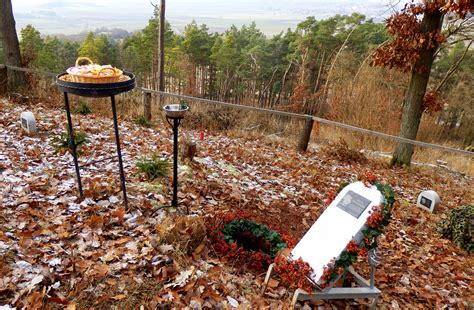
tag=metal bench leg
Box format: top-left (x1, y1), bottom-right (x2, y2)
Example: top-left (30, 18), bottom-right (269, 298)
top-left (291, 289), bottom-right (303, 308)
top-left (370, 295), bottom-right (379, 310)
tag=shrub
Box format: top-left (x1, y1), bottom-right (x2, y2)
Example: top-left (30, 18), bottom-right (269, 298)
top-left (437, 204), bottom-right (473, 252)
top-left (51, 129), bottom-right (88, 155)
top-left (156, 215), bottom-right (207, 257)
top-left (135, 155), bottom-right (170, 181)
top-left (73, 100), bottom-right (92, 115)
top-left (186, 107), bottom-right (238, 131)
top-left (135, 115), bottom-right (152, 128)
top-left (322, 138), bottom-right (368, 164)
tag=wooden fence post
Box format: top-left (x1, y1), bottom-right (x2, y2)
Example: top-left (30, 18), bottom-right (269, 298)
top-left (298, 116), bottom-right (314, 152)
top-left (143, 91), bottom-right (152, 122)
top-left (0, 65), bottom-right (7, 95)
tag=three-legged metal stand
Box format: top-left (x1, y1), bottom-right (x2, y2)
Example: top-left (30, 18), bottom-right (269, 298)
top-left (63, 93), bottom-right (128, 207)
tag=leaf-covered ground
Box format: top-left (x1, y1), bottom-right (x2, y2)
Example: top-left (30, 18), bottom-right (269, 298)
top-left (0, 98), bottom-right (472, 309)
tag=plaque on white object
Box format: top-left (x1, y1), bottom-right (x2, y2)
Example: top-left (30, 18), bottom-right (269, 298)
top-left (416, 190), bottom-right (440, 213)
top-left (291, 181), bottom-right (383, 285)
top-left (20, 111), bottom-right (37, 134)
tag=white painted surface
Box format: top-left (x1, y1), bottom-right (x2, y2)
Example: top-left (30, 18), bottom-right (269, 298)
top-left (20, 111), bottom-right (37, 134)
top-left (416, 190), bottom-right (440, 213)
top-left (291, 181), bottom-right (383, 284)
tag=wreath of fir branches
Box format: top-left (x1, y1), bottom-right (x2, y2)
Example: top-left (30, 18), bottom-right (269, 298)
top-left (206, 211), bottom-right (294, 272)
top-left (222, 218), bottom-right (289, 258)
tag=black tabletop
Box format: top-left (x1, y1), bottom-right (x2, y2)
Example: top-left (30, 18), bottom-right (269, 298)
top-left (56, 71), bottom-right (135, 98)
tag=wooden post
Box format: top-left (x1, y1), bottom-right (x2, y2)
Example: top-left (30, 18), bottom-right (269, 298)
top-left (144, 91), bottom-right (152, 122)
top-left (157, 0), bottom-right (166, 110)
top-left (0, 65), bottom-right (6, 94)
top-left (158, 0), bottom-right (165, 92)
top-left (298, 116), bottom-right (314, 152)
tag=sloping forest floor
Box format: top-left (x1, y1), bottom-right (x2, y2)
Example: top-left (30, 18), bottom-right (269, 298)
top-left (0, 98), bottom-right (472, 309)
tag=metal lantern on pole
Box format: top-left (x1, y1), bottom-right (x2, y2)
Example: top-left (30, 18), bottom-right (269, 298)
top-left (163, 103), bottom-right (189, 213)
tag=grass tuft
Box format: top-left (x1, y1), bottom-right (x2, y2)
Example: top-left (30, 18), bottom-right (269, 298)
top-left (135, 155), bottom-right (170, 181)
top-left (51, 129), bottom-right (88, 155)
top-left (73, 100), bottom-right (92, 115)
top-left (135, 115), bottom-right (152, 128)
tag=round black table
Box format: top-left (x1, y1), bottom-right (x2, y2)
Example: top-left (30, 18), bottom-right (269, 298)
top-left (55, 72), bottom-right (136, 207)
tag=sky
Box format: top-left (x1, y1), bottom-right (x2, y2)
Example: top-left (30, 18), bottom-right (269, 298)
top-left (12, 0), bottom-right (402, 36)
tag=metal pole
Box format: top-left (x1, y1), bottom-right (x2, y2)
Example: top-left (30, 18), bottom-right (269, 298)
top-left (172, 118), bottom-right (179, 208)
top-left (368, 248), bottom-right (381, 289)
top-left (63, 92), bottom-right (83, 197)
top-left (370, 265), bottom-right (376, 289)
top-left (110, 95), bottom-right (128, 207)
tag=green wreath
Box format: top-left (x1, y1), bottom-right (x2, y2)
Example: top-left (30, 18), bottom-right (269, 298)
top-left (222, 219), bottom-right (288, 258)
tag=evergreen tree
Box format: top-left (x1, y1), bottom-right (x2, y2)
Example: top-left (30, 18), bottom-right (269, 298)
top-left (20, 24), bottom-right (43, 66)
top-left (37, 36), bottom-right (61, 71)
top-left (182, 21), bottom-right (212, 66)
top-left (77, 32), bottom-right (106, 64)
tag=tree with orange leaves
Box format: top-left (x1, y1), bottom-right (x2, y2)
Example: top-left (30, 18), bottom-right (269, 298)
top-left (371, 0), bottom-right (472, 166)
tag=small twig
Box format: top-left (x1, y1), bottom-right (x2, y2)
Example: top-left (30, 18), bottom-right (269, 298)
top-left (267, 130), bottom-right (285, 138)
top-left (150, 204), bottom-right (171, 217)
top-left (72, 249), bottom-right (76, 274)
top-left (243, 124), bottom-right (262, 131)
top-left (352, 39), bottom-right (390, 88)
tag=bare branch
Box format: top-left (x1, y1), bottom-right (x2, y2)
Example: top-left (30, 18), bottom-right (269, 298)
top-left (323, 26), bottom-right (357, 98)
top-left (443, 15), bottom-right (473, 40)
top-left (435, 40), bottom-right (473, 92)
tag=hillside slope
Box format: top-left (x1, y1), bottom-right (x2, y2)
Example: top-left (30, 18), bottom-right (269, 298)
top-left (0, 98), bottom-right (472, 308)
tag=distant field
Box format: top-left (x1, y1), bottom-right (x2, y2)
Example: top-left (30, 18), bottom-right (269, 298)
top-left (13, 0), bottom-right (397, 36)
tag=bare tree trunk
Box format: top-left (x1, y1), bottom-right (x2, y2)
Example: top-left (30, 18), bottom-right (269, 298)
top-left (322, 27), bottom-right (356, 99)
top-left (251, 80), bottom-right (258, 105)
top-left (0, 0), bottom-right (23, 88)
top-left (313, 51), bottom-right (326, 94)
top-left (209, 64), bottom-right (216, 99)
top-left (391, 10), bottom-right (443, 166)
top-left (274, 61), bottom-right (292, 107)
top-left (259, 67), bottom-right (277, 108)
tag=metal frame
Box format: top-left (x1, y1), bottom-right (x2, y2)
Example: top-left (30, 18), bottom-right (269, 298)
top-left (63, 92), bottom-right (128, 207)
top-left (262, 249), bottom-right (382, 309)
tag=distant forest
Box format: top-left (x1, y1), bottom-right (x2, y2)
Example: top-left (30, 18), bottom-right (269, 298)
top-left (2, 9), bottom-right (472, 146)
top-left (8, 11), bottom-right (391, 112)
